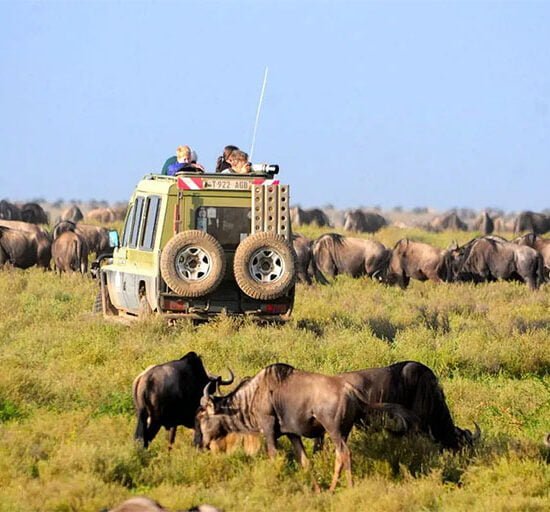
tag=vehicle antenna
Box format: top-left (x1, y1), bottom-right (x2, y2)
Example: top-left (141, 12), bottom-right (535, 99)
top-left (249, 66), bottom-right (269, 162)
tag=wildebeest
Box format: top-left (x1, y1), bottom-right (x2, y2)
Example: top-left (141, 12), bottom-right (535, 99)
top-left (513, 233), bottom-right (550, 280)
top-left (19, 202), bottom-right (49, 225)
top-left (311, 233), bottom-right (390, 283)
top-left (86, 207), bottom-right (117, 224)
top-left (51, 230), bottom-right (89, 274)
top-left (514, 211), bottom-right (550, 235)
top-left (290, 207), bottom-right (331, 227)
top-left (59, 204), bottom-right (84, 223)
top-left (0, 225), bottom-right (51, 269)
top-left (132, 351), bottom-right (234, 449)
top-left (108, 497), bottom-right (221, 512)
top-left (53, 220), bottom-right (110, 257)
top-left (343, 209), bottom-right (387, 234)
top-left (471, 211), bottom-right (494, 235)
top-left (0, 200), bottom-right (21, 220)
top-left (450, 236), bottom-right (544, 289)
top-left (195, 363), bottom-right (418, 491)
top-left (292, 233), bottom-right (312, 284)
top-left (428, 212), bottom-right (468, 232)
top-left (382, 239), bottom-right (451, 288)
top-left (340, 361), bottom-right (480, 450)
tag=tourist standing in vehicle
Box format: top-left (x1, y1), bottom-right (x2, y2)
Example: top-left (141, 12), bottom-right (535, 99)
top-left (222, 150), bottom-right (251, 174)
top-left (161, 145), bottom-right (192, 175)
top-left (215, 145), bottom-right (239, 173)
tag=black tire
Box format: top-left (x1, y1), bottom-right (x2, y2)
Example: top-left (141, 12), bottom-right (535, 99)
top-left (160, 230), bottom-right (226, 297)
top-left (234, 232), bottom-right (296, 300)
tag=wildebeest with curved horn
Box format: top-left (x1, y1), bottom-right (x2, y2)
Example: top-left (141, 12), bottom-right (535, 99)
top-left (195, 363), bottom-right (419, 491)
top-left (311, 233), bottom-right (391, 284)
top-left (340, 361), bottom-right (480, 450)
top-left (133, 351), bottom-right (234, 449)
top-left (382, 239), bottom-right (451, 288)
top-left (449, 236), bottom-right (544, 289)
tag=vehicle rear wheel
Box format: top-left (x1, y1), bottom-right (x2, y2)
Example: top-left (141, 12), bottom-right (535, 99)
top-left (233, 232), bottom-right (296, 300)
top-left (160, 230), bottom-right (226, 297)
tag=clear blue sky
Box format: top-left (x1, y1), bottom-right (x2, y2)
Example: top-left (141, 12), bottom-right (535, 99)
top-left (1, 1), bottom-right (549, 211)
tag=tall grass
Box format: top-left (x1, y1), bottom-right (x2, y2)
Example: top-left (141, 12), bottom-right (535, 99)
top-left (0, 230), bottom-right (549, 511)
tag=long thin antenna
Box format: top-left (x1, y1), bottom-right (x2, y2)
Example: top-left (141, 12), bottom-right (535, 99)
top-left (249, 66), bottom-right (269, 161)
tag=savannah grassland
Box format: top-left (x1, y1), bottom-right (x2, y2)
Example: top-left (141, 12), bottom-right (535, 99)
top-left (0, 226), bottom-right (549, 512)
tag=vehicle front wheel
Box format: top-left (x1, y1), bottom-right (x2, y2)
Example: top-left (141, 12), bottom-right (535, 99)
top-left (160, 230), bottom-right (226, 297)
top-left (233, 232), bottom-right (296, 300)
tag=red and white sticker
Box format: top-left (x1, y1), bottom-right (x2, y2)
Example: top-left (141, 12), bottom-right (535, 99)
top-left (177, 177), bottom-right (204, 190)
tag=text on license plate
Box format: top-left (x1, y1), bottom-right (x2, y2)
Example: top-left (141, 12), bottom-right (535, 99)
top-left (202, 179), bottom-right (250, 190)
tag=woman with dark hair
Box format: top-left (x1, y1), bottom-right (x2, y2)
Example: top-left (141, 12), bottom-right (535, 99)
top-left (215, 145), bottom-right (239, 173)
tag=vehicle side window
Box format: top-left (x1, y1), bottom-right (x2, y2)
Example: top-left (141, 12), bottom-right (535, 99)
top-left (129, 196), bottom-right (144, 249)
top-left (122, 203), bottom-right (135, 247)
top-left (139, 196), bottom-right (161, 250)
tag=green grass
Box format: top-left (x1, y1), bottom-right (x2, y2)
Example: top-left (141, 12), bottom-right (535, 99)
top-left (0, 236), bottom-right (549, 511)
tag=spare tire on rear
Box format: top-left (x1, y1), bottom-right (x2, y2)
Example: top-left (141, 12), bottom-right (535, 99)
top-left (234, 232), bottom-right (296, 300)
top-left (160, 230), bottom-right (226, 297)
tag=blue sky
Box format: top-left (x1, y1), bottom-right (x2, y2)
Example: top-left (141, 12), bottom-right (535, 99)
top-left (1, 1), bottom-right (549, 211)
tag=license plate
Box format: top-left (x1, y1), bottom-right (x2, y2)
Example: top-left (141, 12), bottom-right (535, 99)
top-left (202, 179), bottom-right (251, 191)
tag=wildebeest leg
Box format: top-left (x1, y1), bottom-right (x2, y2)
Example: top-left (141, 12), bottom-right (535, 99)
top-left (328, 435), bottom-right (352, 492)
top-left (313, 434), bottom-right (324, 453)
top-left (145, 422), bottom-right (161, 449)
top-left (261, 417), bottom-right (279, 458)
top-left (288, 434), bottom-right (320, 493)
top-left (167, 427), bottom-right (177, 450)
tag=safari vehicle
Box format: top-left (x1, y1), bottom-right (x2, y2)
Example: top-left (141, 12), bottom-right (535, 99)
top-left (93, 166), bottom-right (295, 321)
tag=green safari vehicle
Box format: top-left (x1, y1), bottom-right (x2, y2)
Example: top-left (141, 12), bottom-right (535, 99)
top-left (93, 166), bottom-right (296, 321)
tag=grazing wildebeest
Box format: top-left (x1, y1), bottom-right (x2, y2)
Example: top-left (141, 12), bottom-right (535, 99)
top-left (339, 361), bottom-right (480, 450)
top-left (292, 233), bottom-right (313, 284)
top-left (429, 212), bottom-right (468, 232)
top-left (290, 207), bottom-right (331, 227)
top-left (343, 210), bottom-right (387, 234)
top-left (513, 233), bottom-right (550, 281)
top-left (450, 236), bottom-right (544, 289)
top-left (514, 211), bottom-right (550, 235)
top-left (51, 230), bottom-right (89, 274)
top-left (53, 220), bottom-right (110, 257)
top-left (382, 239), bottom-right (451, 288)
top-left (195, 363), bottom-right (418, 491)
top-left (0, 226), bottom-right (51, 269)
top-left (132, 351), bottom-right (234, 449)
top-left (0, 220), bottom-right (52, 269)
top-left (0, 200), bottom-right (21, 220)
top-left (20, 202), bottom-right (49, 225)
top-left (59, 204), bottom-right (84, 223)
top-left (311, 233), bottom-right (391, 283)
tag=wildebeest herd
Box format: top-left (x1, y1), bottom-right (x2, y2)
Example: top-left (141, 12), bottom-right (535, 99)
top-left (132, 352), bottom-right (479, 492)
top-left (0, 202), bottom-right (120, 273)
top-left (293, 232), bottom-right (549, 290)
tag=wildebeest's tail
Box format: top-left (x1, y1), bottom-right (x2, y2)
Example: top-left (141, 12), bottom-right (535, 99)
top-left (536, 252), bottom-right (545, 287)
top-left (132, 369), bottom-right (153, 447)
top-left (310, 238), bottom-right (330, 285)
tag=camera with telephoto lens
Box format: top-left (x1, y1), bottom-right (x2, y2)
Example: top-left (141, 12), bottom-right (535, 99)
top-left (251, 163), bottom-right (279, 175)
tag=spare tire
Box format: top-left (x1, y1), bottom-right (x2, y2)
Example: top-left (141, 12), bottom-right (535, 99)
top-left (234, 232), bottom-right (296, 300)
top-left (160, 230), bottom-right (226, 297)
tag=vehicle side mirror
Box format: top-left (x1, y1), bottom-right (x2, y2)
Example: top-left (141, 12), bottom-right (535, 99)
top-left (108, 230), bottom-right (120, 248)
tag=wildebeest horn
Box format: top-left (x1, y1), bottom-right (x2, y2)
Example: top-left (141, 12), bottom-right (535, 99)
top-left (201, 382), bottom-right (212, 406)
top-left (472, 422), bottom-right (481, 442)
top-left (544, 433), bottom-right (550, 447)
top-left (218, 368), bottom-right (234, 386)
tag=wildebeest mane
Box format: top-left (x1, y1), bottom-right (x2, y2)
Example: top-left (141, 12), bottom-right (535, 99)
top-left (264, 363), bottom-right (295, 383)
